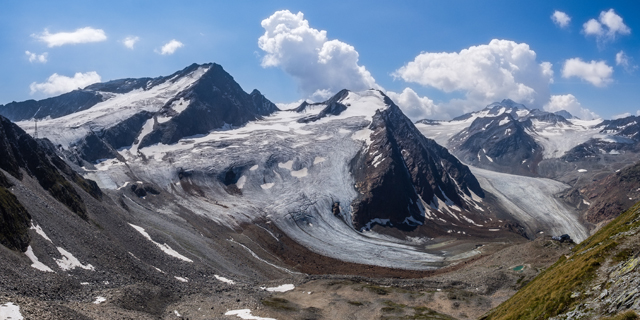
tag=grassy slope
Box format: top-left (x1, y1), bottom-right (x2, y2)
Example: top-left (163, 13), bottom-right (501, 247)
top-left (483, 202), bottom-right (640, 320)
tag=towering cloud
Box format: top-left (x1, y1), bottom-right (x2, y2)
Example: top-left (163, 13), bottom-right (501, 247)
top-left (258, 10), bottom-right (377, 100)
top-left (393, 39), bottom-right (554, 109)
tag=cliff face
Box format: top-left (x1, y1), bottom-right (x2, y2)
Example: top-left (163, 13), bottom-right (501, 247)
top-left (348, 92), bottom-right (484, 231)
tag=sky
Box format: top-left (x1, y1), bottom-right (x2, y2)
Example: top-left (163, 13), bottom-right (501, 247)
top-left (1, 0), bottom-right (640, 120)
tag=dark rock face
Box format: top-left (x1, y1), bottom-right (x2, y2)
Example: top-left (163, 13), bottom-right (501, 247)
top-left (0, 115), bottom-right (99, 219)
top-left (581, 161), bottom-right (640, 224)
top-left (349, 92), bottom-right (484, 230)
top-left (562, 116), bottom-right (640, 162)
top-left (449, 114), bottom-right (542, 176)
top-left (71, 111), bottom-right (153, 163)
top-left (297, 89), bottom-right (349, 123)
top-left (0, 171), bottom-right (31, 252)
top-left (0, 90), bottom-right (103, 122)
top-left (139, 64), bottom-right (279, 147)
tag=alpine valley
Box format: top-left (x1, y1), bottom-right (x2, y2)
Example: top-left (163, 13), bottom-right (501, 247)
top-left (1, 63), bottom-right (639, 319)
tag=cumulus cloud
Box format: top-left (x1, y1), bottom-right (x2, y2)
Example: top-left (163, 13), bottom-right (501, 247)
top-left (551, 11), bottom-right (571, 28)
top-left (616, 51), bottom-right (637, 73)
top-left (29, 72), bottom-right (101, 96)
top-left (562, 58), bottom-right (613, 87)
top-left (123, 36), bottom-right (139, 49)
top-left (158, 39), bottom-right (183, 55)
top-left (25, 51), bottom-right (47, 63)
top-left (583, 9), bottom-right (630, 41)
top-left (393, 39), bottom-right (554, 109)
top-left (386, 88), bottom-right (448, 120)
top-left (32, 27), bottom-right (107, 47)
top-left (612, 112), bottom-right (632, 119)
top-left (544, 94), bottom-right (598, 120)
top-left (258, 10), bottom-right (378, 100)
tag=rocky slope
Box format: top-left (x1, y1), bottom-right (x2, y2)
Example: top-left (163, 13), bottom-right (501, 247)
top-left (484, 201), bottom-right (640, 320)
top-left (580, 161), bottom-right (640, 225)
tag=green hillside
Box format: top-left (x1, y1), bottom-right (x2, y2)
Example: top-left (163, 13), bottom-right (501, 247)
top-left (483, 202), bottom-right (640, 320)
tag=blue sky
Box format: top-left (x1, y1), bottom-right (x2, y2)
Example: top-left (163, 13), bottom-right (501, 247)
top-left (1, 1), bottom-right (639, 120)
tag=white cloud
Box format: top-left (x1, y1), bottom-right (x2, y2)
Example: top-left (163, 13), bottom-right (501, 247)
top-left (583, 19), bottom-right (604, 36)
top-left (551, 11), bottom-right (571, 28)
top-left (276, 99), bottom-right (307, 110)
top-left (544, 94), bottom-right (598, 120)
top-left (30, 72), bottom-right (101, 96)
top-left (25, 51), bottom-right (47, 63)
top-left (32, 27), bottom-right (107, 47)
top-left (258, 10), bottom-right (378, 99)
top-left (386, 88), bottom-right (446, 120)
top-left (583, 9), bottom-right (630, 41)
top-left (393, 39), bottom-right (554, 109)
top-left (612, 112), bottom-right (632, 119)
top-left (158, 39), bottom-right (183, 55)
top-left (123, 36), bottom-right (139, 49)
top-left (562, 58), bottom-right (613, 87)
top-left (616, 50), bottom-right (637, 72)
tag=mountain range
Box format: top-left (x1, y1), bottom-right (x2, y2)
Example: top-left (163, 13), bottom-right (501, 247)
top-left (1, 62), bottom-right (639, 319)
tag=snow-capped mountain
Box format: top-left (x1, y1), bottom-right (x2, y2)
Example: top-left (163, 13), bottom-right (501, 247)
top-left (417, 99), bottom-right (640, 177)
top-left (1, 64), bottom-right (595, 276)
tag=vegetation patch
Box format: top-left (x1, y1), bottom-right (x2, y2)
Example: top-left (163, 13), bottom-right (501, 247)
top-left (484, 203), bottom-right (640, 320)
top-left (261, 297), bottom-right (297, 311)
top-left (601, 310), bottom-right (639, 320)
top-left (364, 284), bottom-right (391, 295)
top-left (381, 300), bottom-right (407, 313)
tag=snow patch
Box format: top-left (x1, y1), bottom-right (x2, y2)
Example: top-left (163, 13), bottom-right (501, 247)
top-left (577, 169), bottom-right (587, 173)
top-left (260, 183), bottom-right (275, 190)
top-left (25, 246), bottom-right (54, 272)
top-left (30, 223), bottom-right (52, 242)
top-left (236, 176), bottom-right (247, 189)
top-left (261, 284), bottom-right (295, 292)
top-left (313, 157), bottom-right (326, 164)
top-left (277, 160), bottom-right (293, 170)
top-left (170, 97), bottom-right (190, 114)
top-left (128, 223), bottom-right (193, 262)
top-left (225, 309), bottom-right (276, 320)
top-left (351, 128), bottom-right (373, 147)
top-left (0, 302), bottom-right (23, 320)
top-left (290, 168), bottom-right (308, 178)
top-left (174, 276), bottom-right (188, 282)
top-left (249, 165), bottom-right (259, 171)
top-left (54, 247), bottom-right (95, 271)
top-left (214, 275), bottom-right (235, 285)
top-left (93, 297), bottom-right (106, 305)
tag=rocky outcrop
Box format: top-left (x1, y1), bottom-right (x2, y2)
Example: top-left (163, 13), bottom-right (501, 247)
top-left (0, 115), bottom-right (100, 219)
top-left (449, 114), bottom-right (542, 176)
top-left (349, 92), bottom-right (484, 230)
top-left (0, 90), bottom-right (104, 122)
top-left (580, 161), bottom-right (640, 224)
top-left (139, 64), bottom-right (279, 147)
top-left (0, 171), bottom-right (31, 252)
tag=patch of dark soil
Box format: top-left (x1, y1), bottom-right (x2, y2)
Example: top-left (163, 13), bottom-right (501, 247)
top-left (113, 284), bottom-right (177, 316)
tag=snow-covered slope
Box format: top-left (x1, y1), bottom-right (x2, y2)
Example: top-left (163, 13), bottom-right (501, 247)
top-left (416, 99), bottom-right (613, 174)
top-left (17, 64), bottom-right (211, 148)
top-left (80, 89), bottom-right (492, 270)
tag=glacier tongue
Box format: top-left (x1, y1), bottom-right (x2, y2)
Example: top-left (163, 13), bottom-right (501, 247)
top-left (82, 89), bottom-right (481, 270)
